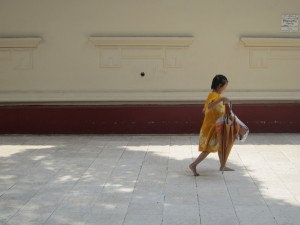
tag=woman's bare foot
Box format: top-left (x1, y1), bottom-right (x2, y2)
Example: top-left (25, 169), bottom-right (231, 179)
top-left (189, 164), bottom-right (200, 176)
top-left (220, 166), bottom-right (235, 171)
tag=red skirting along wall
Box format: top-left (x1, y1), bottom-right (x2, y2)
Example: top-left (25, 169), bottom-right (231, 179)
top-left (0, 104), bottom-right (299, 134)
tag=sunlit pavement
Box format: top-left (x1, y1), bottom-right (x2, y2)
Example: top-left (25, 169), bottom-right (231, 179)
top-left (0, 134), bottom-right (300, 225)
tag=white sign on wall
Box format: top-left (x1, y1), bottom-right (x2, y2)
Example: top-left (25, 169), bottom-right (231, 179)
top-left (281, 14), bottom-right (299, 32)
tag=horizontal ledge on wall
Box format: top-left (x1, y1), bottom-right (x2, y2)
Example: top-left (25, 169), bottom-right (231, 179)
top-left (0, 90), bottom-right (300, 103)
top-left (240, 37), bottom-right (300, 47)
top-left (0, 100), bottom-right (300, 107)
top-left (89, 37), bottom-right (194, 46)
top-left (0, 37), bottom-right (42, 48)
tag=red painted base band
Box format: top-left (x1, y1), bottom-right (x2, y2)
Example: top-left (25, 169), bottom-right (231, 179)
top-left (0, 104), bottom-right (299, 134)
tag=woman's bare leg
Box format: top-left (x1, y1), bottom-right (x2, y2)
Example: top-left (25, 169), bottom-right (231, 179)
top-left (189, 151), bottom-right (210, 176)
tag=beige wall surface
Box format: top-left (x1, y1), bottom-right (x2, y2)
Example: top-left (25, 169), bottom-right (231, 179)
top-left (0, 0), bottom-right (300, 103)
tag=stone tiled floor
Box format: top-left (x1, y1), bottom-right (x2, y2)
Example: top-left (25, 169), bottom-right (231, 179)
top-left (0, 134), bottom-right (300, 225)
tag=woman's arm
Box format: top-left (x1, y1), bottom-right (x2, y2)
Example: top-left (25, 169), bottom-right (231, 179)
top-left (207, 97), bottom-right (229, 110)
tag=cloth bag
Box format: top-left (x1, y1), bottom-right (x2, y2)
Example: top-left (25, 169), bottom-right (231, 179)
top-left (216, 102), bottom-right (249, 142)
top-left (228, 102), bottom-right (249, 142)
top-left (235, 115), bottom-right (249, 142)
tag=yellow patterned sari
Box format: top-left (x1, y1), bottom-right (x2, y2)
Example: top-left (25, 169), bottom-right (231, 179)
top-left (199, 92), bottom-right (225, 152)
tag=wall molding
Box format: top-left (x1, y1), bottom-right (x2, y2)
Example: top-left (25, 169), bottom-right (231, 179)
top-left (89, 36), bottom-right (193, 70)
top-left (0, 37), bottom-right (42, 48)
top-left (89, 37), bottom-right (194, 47)
top-left (241, 37), bottom-right (300, 68)
top-left (0, 90), bottom-right (299, 102)
top-left (0, 37), bottom-right (42, 69)
top-left (240, 37), bottom-right (300, 47)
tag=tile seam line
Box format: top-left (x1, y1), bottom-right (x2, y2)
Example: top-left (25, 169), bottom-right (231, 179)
top-left (272, 138), bottom-right (300, 206)
top-left (83, 139), bottom-right (128, 225)
top-left (221, 170), bottom-right (241, 225)
top-left (40, 142), bottom-right (102, 225)
top-left (235, 148), bottom-right (280, 225)
top-left (6, 146), bottom-right (61, 225)
top-left (259, 149), bottom-right (300, 206)
top-left (121, 137), bottom-right (151, 225)
top-left (190, 136), bottom-right (202, 225)
top-left (160, 136), bottom-right (171, 225)
top-left (69, 144), bottom-right (106, 224)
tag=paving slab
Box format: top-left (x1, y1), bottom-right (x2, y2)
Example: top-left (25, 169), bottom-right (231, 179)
top-left (0, 134), bottom-right (300, 225)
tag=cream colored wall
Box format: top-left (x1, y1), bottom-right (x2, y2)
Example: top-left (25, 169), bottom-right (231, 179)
top-left (0, 0), bottom-right (300, 103)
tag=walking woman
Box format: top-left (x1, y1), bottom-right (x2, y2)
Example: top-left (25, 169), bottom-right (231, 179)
top-left (189, 74), bottom-right (234, 176)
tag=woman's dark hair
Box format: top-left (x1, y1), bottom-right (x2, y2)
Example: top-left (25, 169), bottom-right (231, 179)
top-left (211, 74), bottom-right (228, 90)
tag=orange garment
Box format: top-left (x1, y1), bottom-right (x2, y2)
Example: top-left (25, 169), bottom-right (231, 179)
top-left (199, 92), bottom-right (225, 152)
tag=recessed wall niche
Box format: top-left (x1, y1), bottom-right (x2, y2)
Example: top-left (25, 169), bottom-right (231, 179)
top-left (89, 37), bottom-right (194, 74)
top-left (241, 37), bottom-right (300, 69)
top-left (0, 38), bottom-right (42, 69)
